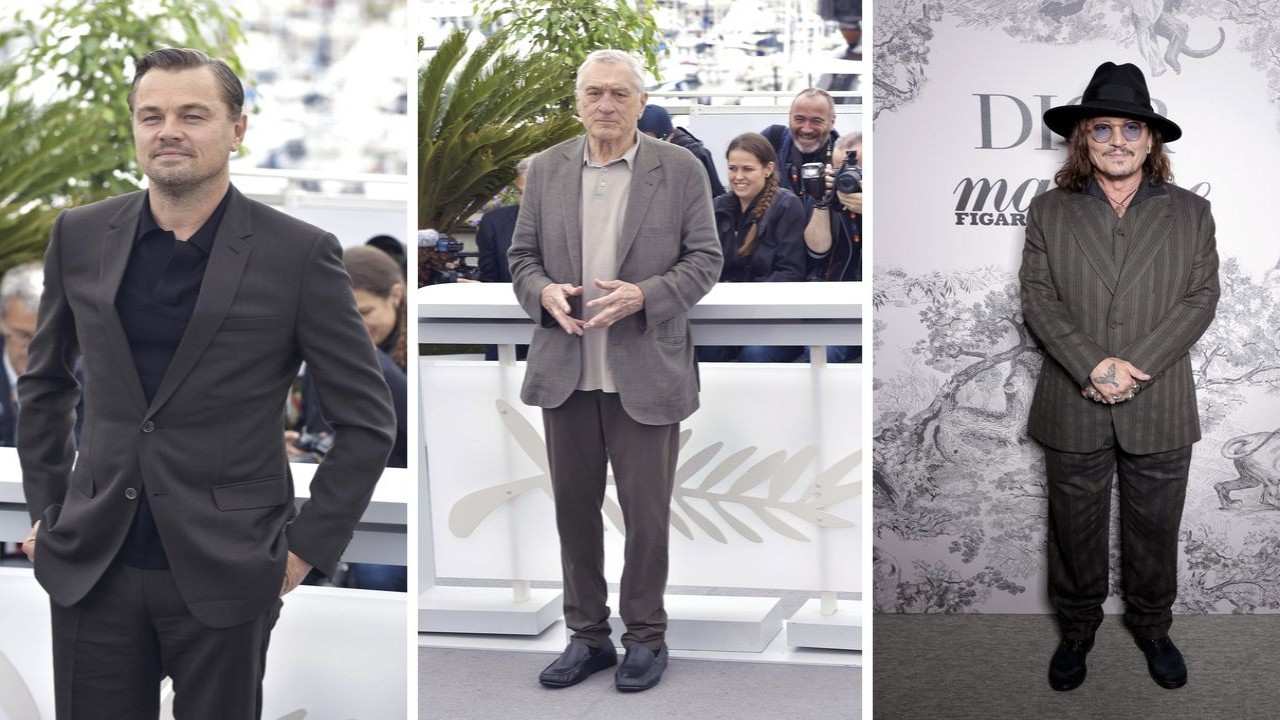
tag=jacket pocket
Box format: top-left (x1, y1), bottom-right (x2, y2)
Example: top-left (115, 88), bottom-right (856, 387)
top-left (212, 475), bottom-right (290, 510)
top-left (656, 316), bottom-right (687, 345)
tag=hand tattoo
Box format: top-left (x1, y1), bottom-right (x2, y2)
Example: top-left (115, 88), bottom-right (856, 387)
top-left (1092, 363), bottom-right (1119, 388)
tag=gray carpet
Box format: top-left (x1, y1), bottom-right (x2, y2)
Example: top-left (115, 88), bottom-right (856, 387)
top-left (420, 647), bottom-right (861, 720)
top-left (875, 613), bottom-right (1280, 720)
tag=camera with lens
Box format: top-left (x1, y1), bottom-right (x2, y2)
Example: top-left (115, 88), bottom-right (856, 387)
top-left (800, 162), bottom-right (826, 202)
top-left (833, 149), bottom-right (862, 196)
top-left (418, 229), bottom-right (479, 285)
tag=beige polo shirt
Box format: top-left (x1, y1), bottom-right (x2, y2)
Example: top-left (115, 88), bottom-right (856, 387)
top-left (577, 137), bottom-right (638, 392)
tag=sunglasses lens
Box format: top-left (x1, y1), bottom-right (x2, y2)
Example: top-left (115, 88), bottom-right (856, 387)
top-left (1089, 122), bottom-right (1145, 142)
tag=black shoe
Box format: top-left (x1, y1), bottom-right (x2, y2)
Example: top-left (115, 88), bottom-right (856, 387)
top-left (1048, 637), bottom-right (1093, 691)
top-left (1134, 636), bottom-right (1187, 689)
top-left (615, 642), bottom-right (668, 692)
top-left (538, 641), bottom-right (617, 688)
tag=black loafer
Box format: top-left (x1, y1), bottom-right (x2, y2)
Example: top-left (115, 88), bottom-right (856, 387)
top-left (1135, 636), bottom-right (1187, 689)
top-left (1048, 637), bottom-right (1094, 691)
top-left (538, 641), bottom-right (617, 688)
top-left (615, 642), bottom-right (668, 692)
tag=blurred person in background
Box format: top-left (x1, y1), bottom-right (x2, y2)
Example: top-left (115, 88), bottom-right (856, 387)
top-left (804, 130), bottom-right (861, 283)
top-left (0, 261), bottom-right (41, 448)
top-left (799, 131), bottom-right (862, 363)
top-left (476, 156), bottom-right (531, 284)
top-left (476, 157), bottom-right (532, 361)
top-left (762, 88), bottom-right (840, 209)
top-left (288, 245), bottom-right (407, 467)
top-left (1, 262), bottom-right (41, 563)
top-left (365, 233), bottom-right (407, 277)
top-left (637, 104), bottom-right (726, 198)
top-left (287, 245), bottom-right (408, 592)
top-left (699, 132), bottom-right (806, 363)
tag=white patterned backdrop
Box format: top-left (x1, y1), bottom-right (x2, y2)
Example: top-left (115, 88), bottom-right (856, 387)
top-left (874, 0), bottom-right (1280, 614)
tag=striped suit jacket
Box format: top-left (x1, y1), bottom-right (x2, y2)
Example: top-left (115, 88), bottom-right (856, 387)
top-left (1019, 183), bottom-right (1220, 454)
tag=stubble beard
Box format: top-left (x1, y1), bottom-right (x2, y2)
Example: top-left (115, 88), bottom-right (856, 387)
top-left (145, 157), bottom-right (226, 200)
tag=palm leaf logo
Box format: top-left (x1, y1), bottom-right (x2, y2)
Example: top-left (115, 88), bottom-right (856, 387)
top-left (448, 401), bottom-right (860, 542)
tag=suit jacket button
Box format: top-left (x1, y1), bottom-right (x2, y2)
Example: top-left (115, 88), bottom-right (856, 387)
top-left (141, 420), bottom-right (155, 433)
top-left (125, 487), bottom-right (138, 500)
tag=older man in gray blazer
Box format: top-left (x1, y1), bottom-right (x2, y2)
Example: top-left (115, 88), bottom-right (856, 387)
top-left (509, 49), bottom-right (721, 692)
top-left (1021, 62), bottom-right (1218, 693)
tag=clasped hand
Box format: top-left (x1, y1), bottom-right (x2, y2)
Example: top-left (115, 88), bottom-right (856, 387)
top-left (540, 279), bottom-right (644, 335)
top-left (1082, 357), bottom-right (1150, 404)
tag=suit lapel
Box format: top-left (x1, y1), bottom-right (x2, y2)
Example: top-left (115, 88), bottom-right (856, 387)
top-left (1113, 192), bottom-right (1173, 303)
top-left (1065, 193), bottom-right (1120, 294)
top-left (617, 136), bottom-right (661, 269)
top-left (146, 188), bottom-right (253, 416)
top-left (559, 138), bottom-right (585, 284)
top-left (97, 193), bottom-right (150, 415)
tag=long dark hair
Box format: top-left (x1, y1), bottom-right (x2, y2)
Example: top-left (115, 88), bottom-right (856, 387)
top-left (343, 245), bottom-right (406, 370)
top-left (1053, 118), bottom-right (1173, 192)
top-left (725, 132), bottom-right (779, 258)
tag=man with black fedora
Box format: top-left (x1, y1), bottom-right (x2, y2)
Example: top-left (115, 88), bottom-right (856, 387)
top-left (1020, 61), bottom-right (1219, 691)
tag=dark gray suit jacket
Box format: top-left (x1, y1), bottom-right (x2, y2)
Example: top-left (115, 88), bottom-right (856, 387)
top-left (1019, 183), bottom-right (1219, 454)
top-left (508, 133), bottom-right (722, 425)
top-left (19, 187), bottom-right (395, 628)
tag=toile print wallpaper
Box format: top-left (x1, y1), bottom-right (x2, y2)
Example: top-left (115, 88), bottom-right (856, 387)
top-left (873, 0), bottom-right (1280, 615)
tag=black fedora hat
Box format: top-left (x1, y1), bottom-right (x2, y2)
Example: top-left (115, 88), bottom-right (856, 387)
top-left (1043, 61), bottom-right (1181, 142)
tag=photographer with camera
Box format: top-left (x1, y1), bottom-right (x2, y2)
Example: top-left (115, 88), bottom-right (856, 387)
top-left (804, 130), bottom-right (862, 283)
top-left (762, 88), bottom-right (841, 212)
top-left (799, 131), bottom-right (862, 363)
top-left (419, 229), bottom-right (480, 285)
top-left (698, 132), bottom-right (807, 363)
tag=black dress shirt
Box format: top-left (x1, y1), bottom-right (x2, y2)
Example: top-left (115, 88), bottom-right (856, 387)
top-left (115, 189), bottom-right (231, 568)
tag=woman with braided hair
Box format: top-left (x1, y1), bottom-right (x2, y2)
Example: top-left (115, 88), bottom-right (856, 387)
top-left (698, 132), bottom-right (807, 362)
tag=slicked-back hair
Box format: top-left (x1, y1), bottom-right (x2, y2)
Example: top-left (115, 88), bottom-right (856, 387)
top-left (1054, 118), bottom-right (1173, 192)
top-left (128, 48), bottom-right (244, 119)
top-left (575, 50), bottom-right (645, 94)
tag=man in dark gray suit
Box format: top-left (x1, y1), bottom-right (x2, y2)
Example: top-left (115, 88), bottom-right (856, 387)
top-left (509, 49), bottom-right (721, 692)
top-left (1021, 61), bottom-right (1219, 692)
top-left (19, 48), bottom-right (394, 718)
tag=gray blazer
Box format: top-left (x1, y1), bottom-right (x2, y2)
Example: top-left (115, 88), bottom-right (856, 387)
top-left (1019, 183), bottom-right (1219, 454)
top-left (509, 133), bottom-right (722, 425)
top-left (19, 188), bottom-right (396, 628)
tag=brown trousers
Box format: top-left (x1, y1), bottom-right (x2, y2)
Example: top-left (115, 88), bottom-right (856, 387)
top-left (543, 390), bottom-right (680, 651)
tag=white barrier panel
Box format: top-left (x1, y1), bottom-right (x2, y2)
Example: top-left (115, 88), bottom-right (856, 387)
top-left (0, 569), bottom-right (405, 720)
top-left (0, 449), bottom-right (408, 566)
top-left (422, 361), bottom-right (861, 592)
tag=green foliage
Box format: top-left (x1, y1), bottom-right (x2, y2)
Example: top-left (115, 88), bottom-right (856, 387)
top-left (475, 0), bottom-right (664, 83)
top-left (0, 0), bottom-right (246, 269)
top-left (9, 0), bottom-right (246, 196)
top-left (418, 29), bottom-right (582, 232)
top-left (0, 65), bottom-right (118, 274)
